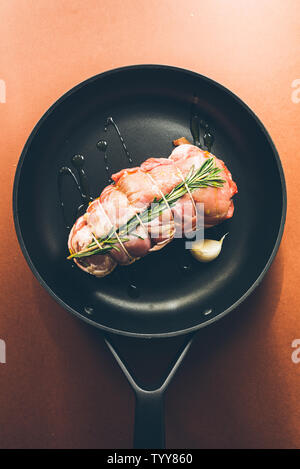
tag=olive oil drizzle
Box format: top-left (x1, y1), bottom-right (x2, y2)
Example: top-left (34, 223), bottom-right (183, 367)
top-left (105, 116), bottom-right (133, 166)
top-left (190, 94), bottom-right (214, 152)
top-left (58, 154), bottom-right (93, 228)
top-left (58, 166), bottom-right (81, 229)
top-left (96, 139), bottom-right (112, 183)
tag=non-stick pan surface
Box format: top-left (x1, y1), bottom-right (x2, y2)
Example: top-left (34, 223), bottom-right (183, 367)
top-left (13, 65), bottom-right (286, 337)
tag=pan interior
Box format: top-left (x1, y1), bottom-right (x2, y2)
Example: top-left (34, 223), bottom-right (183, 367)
top-left (15, 67), bottom-right (285, 335)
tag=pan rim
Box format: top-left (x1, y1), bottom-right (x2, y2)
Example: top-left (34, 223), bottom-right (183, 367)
top-left (12, 64), bottom-right (287, 338)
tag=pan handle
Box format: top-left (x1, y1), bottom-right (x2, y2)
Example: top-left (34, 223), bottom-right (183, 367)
top-left (104, 333), bottom-right (195, 449)
top-left (134, 388), bottom-right (165, 449)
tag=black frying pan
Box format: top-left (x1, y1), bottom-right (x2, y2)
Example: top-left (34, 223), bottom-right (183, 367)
top-left (13, 65), bottom-right (286, 448)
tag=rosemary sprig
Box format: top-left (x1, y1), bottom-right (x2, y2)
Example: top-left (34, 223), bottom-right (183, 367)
top-left (68, 158), bottom-right (225, 259)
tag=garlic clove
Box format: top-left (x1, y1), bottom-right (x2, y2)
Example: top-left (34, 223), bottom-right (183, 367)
top-left (190, 233), bottom-right (228, 263)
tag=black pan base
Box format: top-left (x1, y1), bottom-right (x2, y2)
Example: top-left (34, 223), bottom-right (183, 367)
top-left (13, 65), bottom-right (286, 336)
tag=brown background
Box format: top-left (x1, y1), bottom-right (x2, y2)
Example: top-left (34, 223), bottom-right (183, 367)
top-left (0, 0), bottom-right (299, 449)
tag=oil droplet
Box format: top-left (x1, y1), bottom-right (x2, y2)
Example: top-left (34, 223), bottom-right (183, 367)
top-left (179, 263), bottom-right (192, 273)
top-left (84, 306), bottom-right (94, 315)
top-left (203, 131), bottom-right (214, 152)
top-left (127, 283), bottom-right (140, 299)
top-left (200, 120), bottom-right (214, 152)
top-left (96, 139), bottom-right (108, 152)
top-left (71, 153), bottom-right (85, 168)
top-left (203, 309), bottom-right (213, 316)
top-left (97, 139), bottom-right (112, 183)
top-left (177, 248), bottom-right (193, 274)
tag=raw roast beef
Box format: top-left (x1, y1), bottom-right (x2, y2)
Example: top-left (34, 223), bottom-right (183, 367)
top-left (68, 143), bottom-right (237, 277)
